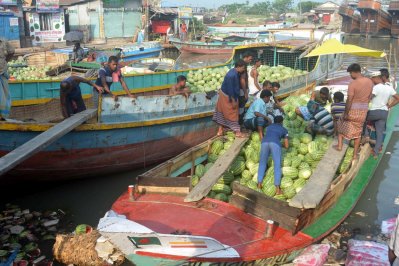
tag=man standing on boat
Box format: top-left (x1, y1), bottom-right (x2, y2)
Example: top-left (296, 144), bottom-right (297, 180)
top-left (239, 52), bottom-right (253, 125)
top-left (213, 59), bottom-right (247, 138)
top-left (363, 71), bottom-right (399, 158)
top-left (93, 56), bottom-right (134, 108)
top-left (60, 76), bottom-right (103, 118)
top-left (0, 38), bottom-right (14, 121)
top-left (180, 22), bottom-right (188, 41)
top-left (243, 90), bottom-right (273, 139)
top-left (248, 59), bottom-right (262, 97)
top-left (335, 63), bottom-right (373, 159)
top-left (170, 75), bottom-right (191, 97)
top-left (72, 42), bottom-right (85, 63)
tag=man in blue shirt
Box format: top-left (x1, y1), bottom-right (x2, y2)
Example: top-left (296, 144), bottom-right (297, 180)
top-left (60, 76), bottom-right (103, 118)
top-left (93, 56), bottom-right (135, 108)
top-left (306, 100), bottom-right (334, 137)
top-left (257, 115), bottom-right (289, 195)
top-left (243, 90), bottom-right (273, 139)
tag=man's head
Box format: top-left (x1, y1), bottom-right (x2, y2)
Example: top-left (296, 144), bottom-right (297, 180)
top-left (319, 87), bottom-right (330, 101)
top-left (370, 71), bottom-right (383, 85)
top-left (235, 59), bottom-right (247, 73)
top-left (254, 58), bottom-right (262, 68)
top-left (347, 63), bottom-right (362, 80)
top-left (262, 80), bottom-right (272, 90)
top-left (333, 91), bottom-right (344, 103)
top-left (176, 75), bottom-right (187, 88)
top-left (271, 82), bottom-right (280, 94)
top-left (260, 89), bottom-right (272, 103)
top-left (74, 42), bottom-right (80, 49)
top-left (274, 115), bottom-right (284, 124)
top-left (242, 52), bottom-right (253, 64)
top-left (380, 68), bottom-right (390, 83)
top-left (108, 56), bottom-right (119, 72)
top-left (60, 81), bottom-right (71, 92)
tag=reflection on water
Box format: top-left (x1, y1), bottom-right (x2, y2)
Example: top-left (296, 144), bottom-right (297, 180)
top-left (174, 52), bottom-right (231, 69)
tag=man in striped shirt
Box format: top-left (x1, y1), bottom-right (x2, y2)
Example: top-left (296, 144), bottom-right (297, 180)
top-left (331, 91), bottom-right (346, 135)
top-left (305, 100), bottom-right (334, 136)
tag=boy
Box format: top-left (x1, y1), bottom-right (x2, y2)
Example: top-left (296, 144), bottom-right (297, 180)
top-left (331, 91), bottom-right (346, 135)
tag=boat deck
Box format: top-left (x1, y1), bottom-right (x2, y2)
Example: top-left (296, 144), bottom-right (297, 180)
top-left (112, 193), bottom-right (313, 261)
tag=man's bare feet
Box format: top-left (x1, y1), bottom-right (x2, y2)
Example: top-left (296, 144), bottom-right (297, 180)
top-left (257, 183), bottom-right (262, 189)
top-left (333, 144), bottom-right (342, 151)
top-left (276, 186), bottom-right (282, 195)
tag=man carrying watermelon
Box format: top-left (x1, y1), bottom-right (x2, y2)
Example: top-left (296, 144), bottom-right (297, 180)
top-left (257, 115), bottom-right (289, 195)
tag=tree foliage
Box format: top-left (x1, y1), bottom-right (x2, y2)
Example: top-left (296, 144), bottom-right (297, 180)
top-left (218, 0), bottom-right (294, 16)
top-left (298, 1), bottom-right (319, 13)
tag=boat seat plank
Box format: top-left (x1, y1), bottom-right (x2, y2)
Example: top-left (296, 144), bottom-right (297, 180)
top-left (289, 143), bottom-right (348, 209)
top-left (184, 137), bottom-right (249, 202)
top-left (0, 109), bottom-right (97, 177)
top-left (136, 176), bottom-right (190, 195)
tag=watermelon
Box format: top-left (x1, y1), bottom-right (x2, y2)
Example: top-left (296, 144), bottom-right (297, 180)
top-left (282, 167), bottom-right (298, 179)
top-left (299, 168), bottom-right (312, 179)
top-left (274, 194), bottom-right (287, 201)
top-left (208, 153), bottom-right (218, 163)
top-left (236, 156), bottom-right (245, 162)
top-left (246, 160), bottom-right (256, 170)
top-left (211, 140), bottom-right (224, 155)
top-left (247, 180), bottom-right (258, 190)
top-left (229, 159), bottom-right (246, 175)
top-left (207, 191), bottom-right (216, 198)
top-left (297, 154), bottom-right (305, 161)
top-left (292, 137), bottom-right (301, 148)
top-left (195, 164), bottom-right (206, 178)
top-left (249, 150), bottom-right (260, 163)
top-left (251, 132), bottom-right (261, 143)
top-left (211, 184), bottom-right (232, 194)
top-left (287, 111), bottom-right (297, 120)
top-left (298, 143), bottom-right (309, 155)
top-left (241, 169), bottom-right (252, 181)
top-left (219, 149), bottom-right (227, 156)
top-left (280, 177), bottom-right (293, 188)
top-left (305, 153), bottom-right (314, 164)
top-left (301, 133), bottom-right (313, 144)
top-left (249, 163), bottom-right (259, 176)
top-left (283, 186), bottom-right (296, 199)
top-left (283, 157), bottom-right (292, 167)
top-left (224, 141), bottom-right (233, 150)
top-left (217, 172), bottom-right (235, 184)
top-left (291, 157), bottom-right (302, 168)
top-left (266, 166), bottom-right (274, 178)
top-left (299, 162), bottom-right (311, 170)
top-left (308, 141), bottom-right (318, 154)
top-left (226, 131), bottom-right (235, 139)
top-left (191, 175), bottom-right (199, 187)
top-left (262, 185), bottom-right (276, 197)
top-left (239, 178), bottom-right (248, 185)
top-left (311, 151), bottom-right (325, 161)
top-left (214, 193), bottom-right (228, 202)
top-left (293, 178), bottom-right (307, 188)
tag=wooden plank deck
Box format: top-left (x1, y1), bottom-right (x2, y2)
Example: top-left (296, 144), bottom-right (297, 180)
top-left (289, 143), bottom-right (348, 209)
top-left (0, 109), bottom-right (97, 177)
top-left (184, 137), bottom-right (249, 202)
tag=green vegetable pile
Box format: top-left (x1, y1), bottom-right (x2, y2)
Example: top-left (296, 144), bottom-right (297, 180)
top-left (186, 66), bottom-right (229, 93)
top-left (258, 65), bottom-right (308, 84)
top-left (9, 66), bottom-right (54, 81)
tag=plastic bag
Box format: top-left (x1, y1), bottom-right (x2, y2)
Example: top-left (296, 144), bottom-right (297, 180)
top-left (293, 244), bottom-right (330, 266)
top-left (345, 239), bottom-right (390, 266)
top-left (381, 217), bottom-right (397, 236)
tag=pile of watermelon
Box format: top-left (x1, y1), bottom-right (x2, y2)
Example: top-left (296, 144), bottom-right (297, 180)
top-left (186, 66), bottom-right (230, 93)
top-left (337, 147), bottom-right (354, 174)
top-left (190, 132), bottom-right (241, 202)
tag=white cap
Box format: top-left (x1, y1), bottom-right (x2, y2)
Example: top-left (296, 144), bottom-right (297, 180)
top-left (369, 71), bottom-right (382, 78)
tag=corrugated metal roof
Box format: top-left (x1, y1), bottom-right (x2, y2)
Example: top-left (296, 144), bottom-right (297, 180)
top-left (59, 0), bottom-right (93, 6)
top-left (150, 7), bottom-right (178, 15)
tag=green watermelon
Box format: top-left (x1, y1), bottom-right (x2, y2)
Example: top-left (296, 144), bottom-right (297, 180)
top-left (299, 162), bottom-right (311, 170)
top-left (298, 168), bottom-right (312, 179)
top-left (205, 163), bottom-right (214, 172)
top-left (208, 191), bottom-right (216, 198)
top-left (274, 194), bottom-right (287, 201)
top-left (191, 175), bottom-right (199, 187)
top-left (217, 172), bottom-right (235, 184)
top-left (224, 141), bottom-right (233, 150)
top-left (250, 150), bottom-right (260, 163)
top-left (219, 149), bottom-right (227, 156)
top-left (280, 177), bottom-right (294, 188)
top-left (291, 157), bottom-right (302, 168)
top-left (195, 164), bottom-right (206, 178)
top-left (249, 163), bottom-right (259, 176)
top-left (214, 193), bottom-right (228, 202)
top-left (239, 178), bottom-right (248, 185)
top-left (292, 137), bottom-right (301, 148)
top-left (305, 153), bottom-right (314, 164)
top-left (301, 133), bottom-right (313, 144)
top-left (308, 141), bottom-right (318, 154)
top-left (282, 167), bottom-right (298, 179)
top-left (208, 153), bottom-right (218, 163)
top-left (293, 178), bottom-right (307, 188)
top-left (229, 159), bottom-right (246, 175)
top-left (211, 184), bottom-right (232, 194)
top-left (283, 186), bottom-right (296, 199)
top-left (311, 151), bottom-right (325, 161)
top-left (241, 169), bottom-right (252, 181)
top-left (251, 132), bottom-right (261, 143)
top-left (247, 180), bottom-right (258, 190)
top-left (298, 143), bottom-right (309, 155)
top-left (263, 184), bottom-right (276, 197)
top-left (246, 160), bottom-right (256, 170)
top-left (283, 157), bottom-right (292, 167)
top-left (211, 140), bottom-right (224, 155)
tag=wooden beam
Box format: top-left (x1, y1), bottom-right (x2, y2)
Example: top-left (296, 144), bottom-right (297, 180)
top-left (184, 137), bottom-right (249, 202)
top-left (136, 176), bottom-right (191, 195)
top-left (289, 143), bottom-right (348, 209)
top-left (0, 109), bottom-right (97, 177)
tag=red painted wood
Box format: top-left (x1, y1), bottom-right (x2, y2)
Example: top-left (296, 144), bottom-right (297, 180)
top-left (0, 127), bottom-right (217, 182)
top-left (180, 46), bottom-right (234, 54)
top-left (112, 193), bottom-right (314, 261)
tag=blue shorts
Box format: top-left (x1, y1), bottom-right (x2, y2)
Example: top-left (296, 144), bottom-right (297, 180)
top-left (298, 106), bottom-right (312, 121)
top-left (243, 116), bottom-right (269, 130)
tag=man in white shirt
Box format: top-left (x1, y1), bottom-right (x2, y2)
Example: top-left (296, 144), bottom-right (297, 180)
top-left (364, 71), bottom-right (399, 158)
top-left (380, 68), bottom-right (396, 90)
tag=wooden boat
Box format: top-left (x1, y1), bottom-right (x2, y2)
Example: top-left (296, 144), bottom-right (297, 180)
top-left (169, 37), bottom-right (241, 54)
top-left (116, 42), bottom-right (163, 61)
top-left (206, 23), bottom-right (292, 34)
top-left (98, 83), bottom-right (399, 265)
top-left (9, 33), bottom-right (344, 106)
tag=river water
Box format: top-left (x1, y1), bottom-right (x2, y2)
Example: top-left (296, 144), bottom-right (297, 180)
top-left (1, 35), bottom-right (399, 263)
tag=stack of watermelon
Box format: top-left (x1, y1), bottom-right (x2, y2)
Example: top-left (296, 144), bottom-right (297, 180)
top-left (186, 66), bottom-right (230, 93)
top-left (282, 94), bottom-right (310, 135)
top-left (337, 147), bottom-right (354, 174)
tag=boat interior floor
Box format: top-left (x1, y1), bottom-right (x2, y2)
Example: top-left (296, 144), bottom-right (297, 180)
top-left (112, 193), bottom-right (313, 260)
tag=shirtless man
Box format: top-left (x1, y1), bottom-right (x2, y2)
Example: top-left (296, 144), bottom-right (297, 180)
top-left (248, 58), bottom-right (262, 96)
top-left (170, 75), bottom-right (190, 97)
top-left (336, 63), bottom-right (373, 159)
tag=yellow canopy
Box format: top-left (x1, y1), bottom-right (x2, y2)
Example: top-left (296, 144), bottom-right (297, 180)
top-left (305, 39), bottom-right (386, 58)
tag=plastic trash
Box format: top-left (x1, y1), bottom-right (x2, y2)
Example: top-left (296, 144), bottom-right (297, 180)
top-left (293, 244), bottom-right (330, 266)
top-left (345, 239), bottom-right (390, 266)
top-left (381, 217), bottom-right (397, 236)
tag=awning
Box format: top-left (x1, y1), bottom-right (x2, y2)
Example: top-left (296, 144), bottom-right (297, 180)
top-left (305, 39), bottom-right (386, 58)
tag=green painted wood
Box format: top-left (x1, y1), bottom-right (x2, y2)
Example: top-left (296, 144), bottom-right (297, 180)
top-left (170, 154), bottom-right (207, 178)
top-left (302, 102), bottom-right (399, 238)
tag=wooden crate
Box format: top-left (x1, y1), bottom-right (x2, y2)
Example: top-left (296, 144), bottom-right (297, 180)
top-left (24, 52), bottom-right (69, 67)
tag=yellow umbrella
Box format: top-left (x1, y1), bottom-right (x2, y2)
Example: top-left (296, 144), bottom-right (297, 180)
top-left (305, 39), bottom-right (386, 58)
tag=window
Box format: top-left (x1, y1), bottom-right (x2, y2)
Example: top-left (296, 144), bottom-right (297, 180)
top-left (39, 13), bottom-right (53, 31)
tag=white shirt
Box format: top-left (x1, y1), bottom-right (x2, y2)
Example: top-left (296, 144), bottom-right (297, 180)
top-left (248, 67), bottom-right (260, 95)
top-left (370, 83), bottom-right (396, 111)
